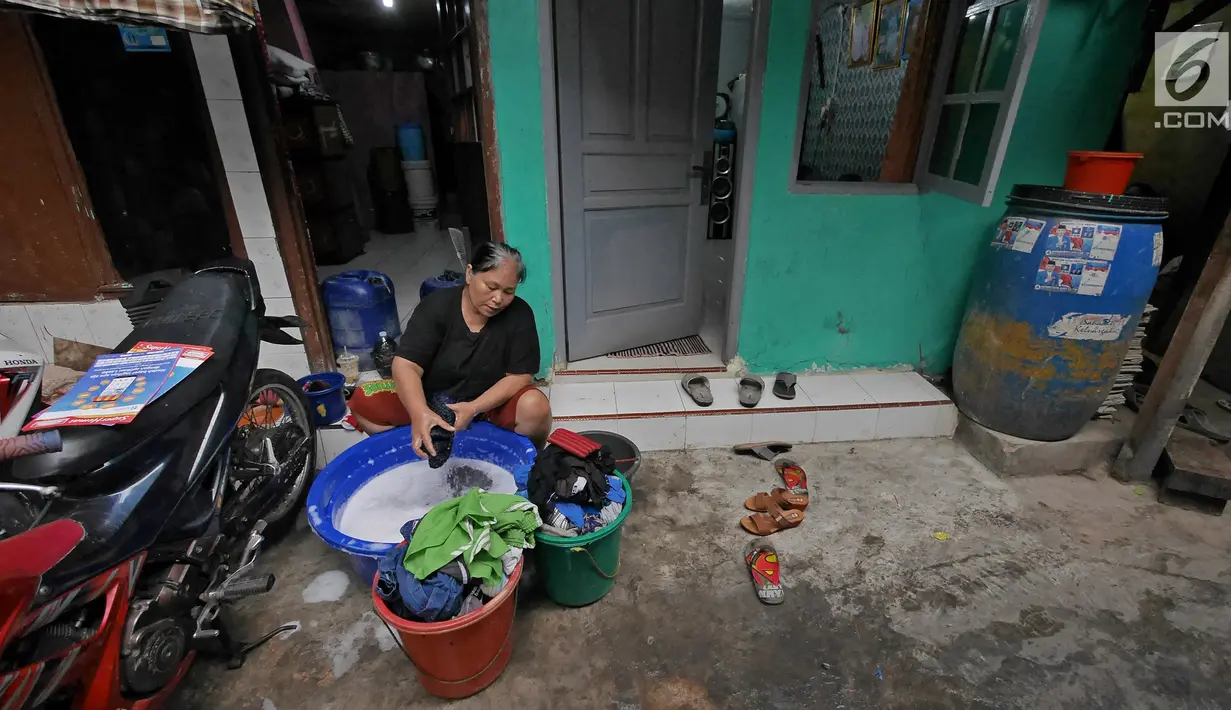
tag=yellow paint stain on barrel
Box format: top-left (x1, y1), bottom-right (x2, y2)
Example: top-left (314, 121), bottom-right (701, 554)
top-left (958, 310), bottom-right (1124, 393)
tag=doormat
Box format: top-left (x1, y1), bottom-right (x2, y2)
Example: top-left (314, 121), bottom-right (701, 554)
top-left (609, 335), bottom-right (711, 358)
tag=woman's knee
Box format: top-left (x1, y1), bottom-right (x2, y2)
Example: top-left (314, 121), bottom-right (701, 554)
top-left (515, 389), bottom-right (552, 432)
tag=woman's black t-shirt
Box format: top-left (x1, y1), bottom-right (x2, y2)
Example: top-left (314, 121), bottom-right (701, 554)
top-left (394, 286), bottom-right (540, 402)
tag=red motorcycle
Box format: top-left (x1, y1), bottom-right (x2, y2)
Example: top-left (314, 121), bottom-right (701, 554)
top-left (0, 262), bottom-right (316, 709)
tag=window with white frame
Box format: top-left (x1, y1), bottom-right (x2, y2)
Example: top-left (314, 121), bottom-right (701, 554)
top-left (918, 0), bottom-right (1044, 204)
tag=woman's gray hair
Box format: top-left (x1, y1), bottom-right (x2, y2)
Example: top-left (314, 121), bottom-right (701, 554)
top-left (470, 241), bottom-right (527, 284)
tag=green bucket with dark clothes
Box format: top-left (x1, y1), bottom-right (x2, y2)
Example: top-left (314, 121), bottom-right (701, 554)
top-left (533, 472), bottom-right (632, 607)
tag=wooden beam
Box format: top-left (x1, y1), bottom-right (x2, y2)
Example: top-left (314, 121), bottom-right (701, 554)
top-left (1114, 207), bottom-right (1231, 482)
top-left (229, 29), bottom-right (335, 373)
top-left (881, 0), bottom-right (950, 182)
top-left (472, 0), bottom-right (506, 243)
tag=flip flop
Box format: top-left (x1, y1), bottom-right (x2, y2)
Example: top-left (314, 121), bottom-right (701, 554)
top-left (740, 500), bottom-right (804, 535)
top-left (773, 372), bottom-right (797, 400)
top-left (745, 540), bottom-right (784, 605)
top-left (744, 487), bottom-right (808, 512)
top-left (1177, 405), bottom-right (1231, 444)
top-left (681, 374), bottom-right (714, 407)
top-left (738, 374), bottom-right (764, 408)
top-left (774, 458), bottom-right (809, 498)
top-left (733, 441), bottom-right (792, 461)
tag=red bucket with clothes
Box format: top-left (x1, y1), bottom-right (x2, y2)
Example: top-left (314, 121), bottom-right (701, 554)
top-left (373, 558), bottom-right (523, 699)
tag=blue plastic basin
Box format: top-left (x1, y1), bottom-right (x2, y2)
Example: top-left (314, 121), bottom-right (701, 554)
top-left (306, 422), bottom-right (538, 581)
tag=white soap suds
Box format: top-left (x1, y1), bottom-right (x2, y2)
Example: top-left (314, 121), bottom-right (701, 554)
top-left (322, 611), bottom-right (397, 679)
top-left (262, 699), bottom-right (276, 710)
top-left (334, 457), bottom-right (516, 543)
top-left (301, 570), bottom-right (350, 604)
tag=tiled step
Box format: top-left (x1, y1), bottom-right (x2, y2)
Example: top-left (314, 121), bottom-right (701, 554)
top-left (313, 371), bottom-right (957, 468)
top-left (549, 371), bottom-right (957, 451)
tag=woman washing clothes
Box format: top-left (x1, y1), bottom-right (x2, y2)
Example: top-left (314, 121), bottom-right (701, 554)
top-left (348, 242), bottom-right (552, 456)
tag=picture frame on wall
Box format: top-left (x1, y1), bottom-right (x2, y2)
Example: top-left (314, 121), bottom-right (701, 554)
top-left (847, 0), bottom-right (877, 68)
top-left (902, 0), bottom-right (925, 61)
top-left (873, 0), bottom-right (905, 70)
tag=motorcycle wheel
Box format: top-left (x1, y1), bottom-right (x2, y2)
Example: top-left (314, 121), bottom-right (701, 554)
top-left (231, 368), bottom-right (316, 542)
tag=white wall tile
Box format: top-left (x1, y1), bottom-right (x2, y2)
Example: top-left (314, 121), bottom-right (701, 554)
top-left (813, 409), bottom-right (878, 442)
top-left (227, 171), bottom-right (275, 238)
top-left (191, 34), bottom-right (241, 100)
top-left (910, 375), bottom-right (951, 403)
top-left (245, 238), bottom-right (291, 299)
top-left (797, 374), bottom-right (876, 408)
top-left (319, 428), bottom-right (364, 465)
top-left (550, 382), bottom-right (616, 418)
top-left (614, 380), bottom-right (684, 415)
top-left (749, 411), bottom-right (816, 444)
top-left (935, 404), bottom-right (958, 437)
top-left (619, 416), bottom-right (685, 451)
top-left (25, 304), bottom-right (92, 361)
top-left (552, 419), bottom-right (621, 436)
top-left (0, 306), bottom-right (43, 361)
top-left (81, 300), bottom-right (133, 349)
top-left (852, 372), bottom-right (931, 404)
top-left (208, 99), bottom-right (259, 172)
top-left (686, 414), bottom-right (752, 449)
top-left (874, 406), bottom-right (939, 440)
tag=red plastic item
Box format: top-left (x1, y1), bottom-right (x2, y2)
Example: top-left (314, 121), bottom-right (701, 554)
top-left (373, 558), bottom-right (523, 699)
top-left (1063, 151), bottom-right (1144, 195)
top-left (547, 428), bottom-right (601, 458)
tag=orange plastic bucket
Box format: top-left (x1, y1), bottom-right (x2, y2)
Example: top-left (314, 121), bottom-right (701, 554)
top-left (372, 558), bottom-right (522, 699)
top-left (1063, 151), bottom-right (1143, 195)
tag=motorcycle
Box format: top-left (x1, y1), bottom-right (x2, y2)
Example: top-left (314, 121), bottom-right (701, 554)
top-left (0, 261), bottom-right (317, 709)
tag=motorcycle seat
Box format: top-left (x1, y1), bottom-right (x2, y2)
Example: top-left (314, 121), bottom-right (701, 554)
top-left (9, 271), bottom-right (252, 482)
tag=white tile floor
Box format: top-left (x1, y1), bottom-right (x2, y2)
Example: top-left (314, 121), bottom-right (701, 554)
top-left (317, 228), bottom-right (461, 327)
top-left (550, 370), bottom-right (957, 451)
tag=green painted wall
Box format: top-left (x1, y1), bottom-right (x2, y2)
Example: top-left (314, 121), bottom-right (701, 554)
top-left (736, 0), bottom-right (1150, 374)
top-left (484, 0), bottom-right (1149, 375)
top-left (487, 1), bottom-right (554, 374)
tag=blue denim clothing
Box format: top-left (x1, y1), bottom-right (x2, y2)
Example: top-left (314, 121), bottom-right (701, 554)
top-left (375, 519), bottom-right (464, 622)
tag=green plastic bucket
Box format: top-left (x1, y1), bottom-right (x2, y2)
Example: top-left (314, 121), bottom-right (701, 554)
top-left (534, 472), bottom-right (632, 607)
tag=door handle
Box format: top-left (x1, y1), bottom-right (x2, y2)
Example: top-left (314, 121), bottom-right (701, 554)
top-left (692, 150), bottom-right (713, 205)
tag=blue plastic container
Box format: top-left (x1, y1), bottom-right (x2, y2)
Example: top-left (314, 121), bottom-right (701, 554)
top-left (419, 272), bottom-right (462, 300)
top-left (952, 185), bottom-right (1167, 441)
top-left (305, 422), bottom-right (538, 582)
top-left (320, 270), bottom-right (401, 369)
top-left (397, 122), bottom-right (425, 161)
top-left (298, 372), bottom-right (347, 427)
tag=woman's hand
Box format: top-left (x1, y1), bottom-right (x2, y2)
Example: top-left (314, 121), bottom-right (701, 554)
top-left (446, 401), bottom-right (478, 432)
top-left (410, 407), bottom-right (454, 459)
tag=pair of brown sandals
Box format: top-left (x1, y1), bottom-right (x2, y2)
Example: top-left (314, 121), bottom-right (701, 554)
top-left (739, 458), bottom-right (809, 536)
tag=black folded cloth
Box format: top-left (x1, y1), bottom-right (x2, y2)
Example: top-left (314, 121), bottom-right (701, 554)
top-left (427, 394), bottom-right (456, 469)
top-left (526, 444), bottom-right (615, 514)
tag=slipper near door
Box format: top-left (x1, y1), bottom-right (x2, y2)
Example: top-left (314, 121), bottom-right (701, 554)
top-left (773, 372), bottom-right (797, 400)
top-left (738, 374), bottom-right (764, 407)
top-left (681, 373), bottom-right (714, 407)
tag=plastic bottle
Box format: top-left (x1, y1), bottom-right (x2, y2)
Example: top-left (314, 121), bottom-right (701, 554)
top-left (371, 331), bottom-right (398, 379)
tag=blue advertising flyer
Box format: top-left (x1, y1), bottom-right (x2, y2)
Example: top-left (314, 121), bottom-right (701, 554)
top-left (23, 347), bottom-right (184, 431)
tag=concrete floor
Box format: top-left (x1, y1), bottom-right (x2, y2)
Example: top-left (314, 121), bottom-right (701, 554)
top-left (174, 438), bottom-right (1231, 709)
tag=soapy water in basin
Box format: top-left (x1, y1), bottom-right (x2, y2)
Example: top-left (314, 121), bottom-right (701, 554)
top-left (334, 457), bottom-right (516, 543)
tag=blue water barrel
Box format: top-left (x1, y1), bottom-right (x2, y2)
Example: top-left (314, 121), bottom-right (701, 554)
top-left (952, 185), bottom-right (1167, 441)
top-left (396, 122), bottom-right (425, 161)
top-left (321, 271), bottom-right (401, 367)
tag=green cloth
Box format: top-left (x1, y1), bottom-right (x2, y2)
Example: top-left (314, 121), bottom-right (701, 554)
top-left (403, 488), bottom-right (541, 586)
